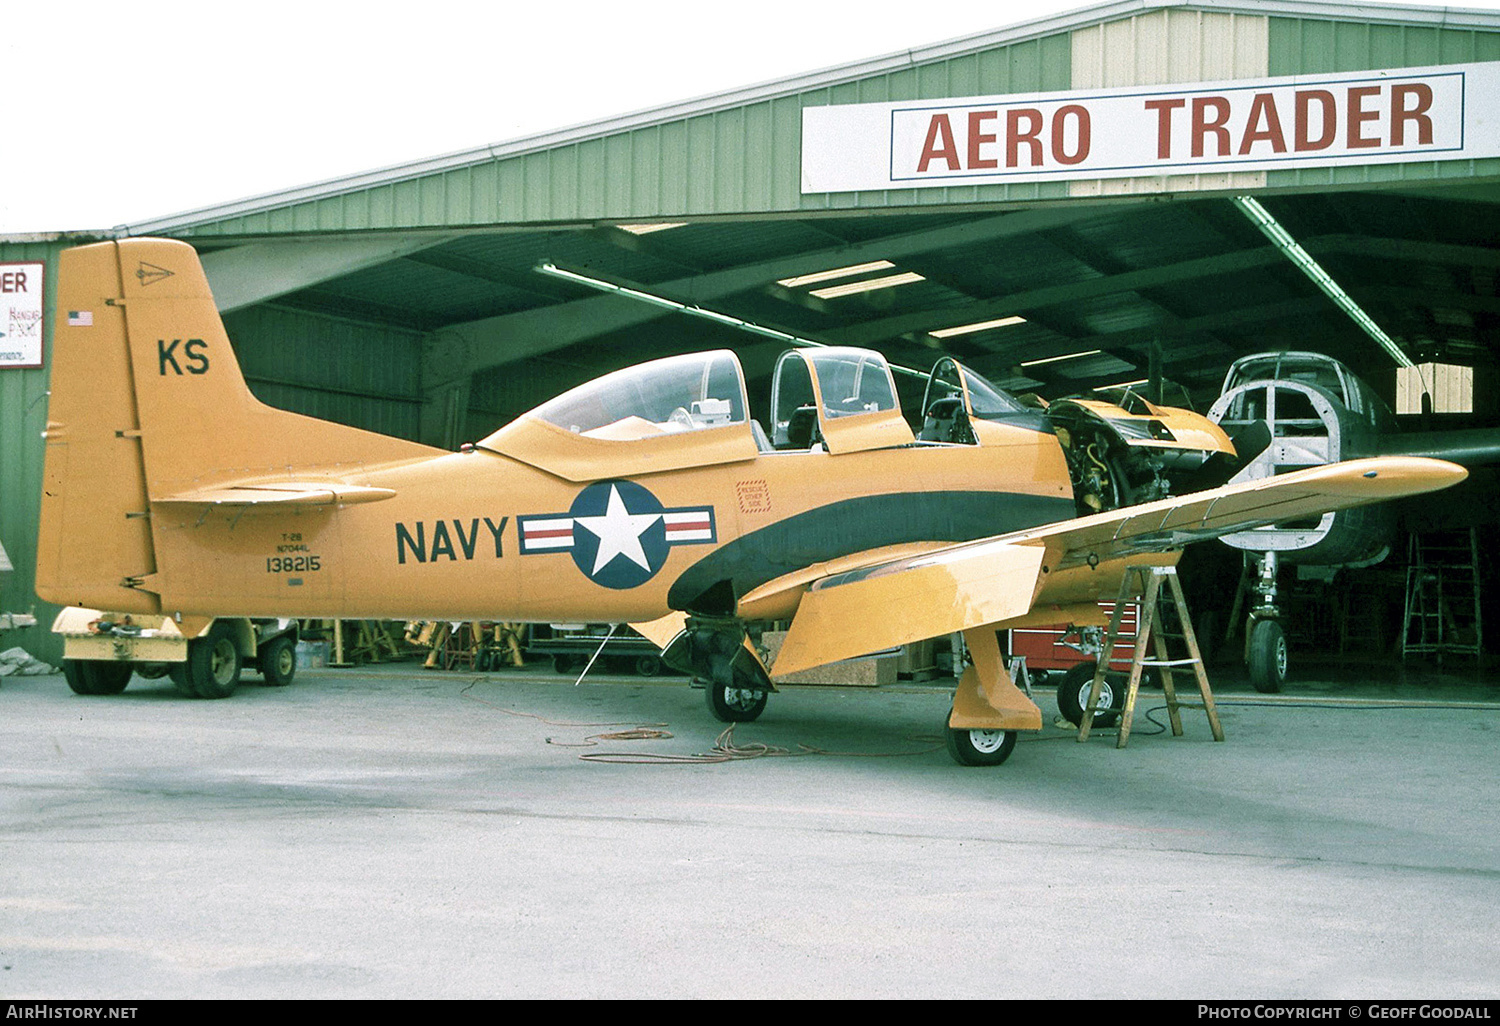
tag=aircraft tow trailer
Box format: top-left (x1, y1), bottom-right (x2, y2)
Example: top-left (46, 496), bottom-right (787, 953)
top-left (53, 607), bottom-right (299, 699)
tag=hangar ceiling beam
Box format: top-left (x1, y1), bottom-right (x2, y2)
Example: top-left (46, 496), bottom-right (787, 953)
top-left (401, 248), bottom-right (584, 303)
top-left (429, 204), bottom-right (1115, 380)
top-left (991, 295), bottom-right (1337, 385)
top-left (823, 244), bottom-right (1289, 347)
top-left (1304, 235), bottom-right (1500, 271)
top-left (202, 235), bottom-right (457, 313)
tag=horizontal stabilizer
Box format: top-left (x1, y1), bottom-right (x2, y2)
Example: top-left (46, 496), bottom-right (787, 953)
top-left (156, 482), bottom-right (397, 506)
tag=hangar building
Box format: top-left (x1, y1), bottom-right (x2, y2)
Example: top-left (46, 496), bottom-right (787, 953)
top-left (3, 0), bottom-right (1498, 664)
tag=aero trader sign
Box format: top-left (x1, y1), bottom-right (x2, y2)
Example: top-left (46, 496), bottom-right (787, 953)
top-left (801, 62), bottom-right (1500, 193)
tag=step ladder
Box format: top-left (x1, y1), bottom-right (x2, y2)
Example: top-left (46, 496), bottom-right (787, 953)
top-left (1402, 529), bottom-right (1482, 663)
top-left (1077, 565), bottom-right (1225, 749)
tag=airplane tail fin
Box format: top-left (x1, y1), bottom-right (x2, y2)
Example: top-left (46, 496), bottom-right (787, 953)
top-left (35, 238), bottom-right (439, 612)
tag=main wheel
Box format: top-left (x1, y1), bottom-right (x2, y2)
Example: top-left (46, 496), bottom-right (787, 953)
top-left (945, 722), bottom-right (1017, 767)
top-left (62, 659), bottom-right (132, 696)
top-left (633, 654), bottom-right (663, 677)
top-left (1056, 660), bottom-right (1123, 728)
top-left (1248, 619), bottom-right (1288, 694)
top-left (185, 623), bottom-right (242, 699)
top-left (258, 634), bottom-right (297, 686)
top-left (704, 679), bottom-right (767, 722)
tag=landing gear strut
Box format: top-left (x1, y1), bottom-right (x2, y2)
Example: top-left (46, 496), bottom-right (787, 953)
top-left (945, 626), bottom-right (1041, 767)
top-left (1244, 552), bottom-right (1288, 694)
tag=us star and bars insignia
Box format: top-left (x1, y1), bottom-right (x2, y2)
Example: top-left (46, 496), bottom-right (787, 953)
top-left (518, 479), bottom-right (716, 589)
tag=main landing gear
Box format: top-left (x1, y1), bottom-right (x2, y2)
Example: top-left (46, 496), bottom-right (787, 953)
top-left (945, 627), bottom-right (1041, 767)
top-left (1242, 551), bottom-right (1289, 694)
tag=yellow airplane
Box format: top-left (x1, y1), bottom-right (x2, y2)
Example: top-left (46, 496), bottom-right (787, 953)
top-left (34, 238), bottom-right (1466, 765)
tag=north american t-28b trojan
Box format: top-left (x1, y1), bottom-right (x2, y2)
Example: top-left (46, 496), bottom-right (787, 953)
top-left (34, 239), bottom-right (1467, 765)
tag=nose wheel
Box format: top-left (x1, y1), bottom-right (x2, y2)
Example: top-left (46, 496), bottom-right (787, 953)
top-left (703, 679), bottom-right (768, 722)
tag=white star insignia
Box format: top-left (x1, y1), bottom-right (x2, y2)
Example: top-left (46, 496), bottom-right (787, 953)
top-left (573, 484), bottom-right (662, 575)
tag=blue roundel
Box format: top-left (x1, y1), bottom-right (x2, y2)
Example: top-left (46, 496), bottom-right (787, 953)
top-left (567, 480), bottom-right (669, 590)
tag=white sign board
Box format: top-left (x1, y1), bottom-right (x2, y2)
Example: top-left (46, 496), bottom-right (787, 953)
top-left (0, 262), bottom-right (44, 369)
top-left (802, 62), bottom-right (1500, 193)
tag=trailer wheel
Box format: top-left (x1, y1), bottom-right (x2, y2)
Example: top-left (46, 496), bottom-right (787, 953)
top-left (167, 662), bottom-right (196, 697)
top-left (258, 634), bottom-right (297, 686)
top-left (62, 659), bottom-right (132, 696)
top-left (186, 623), bottom-right (242, 699)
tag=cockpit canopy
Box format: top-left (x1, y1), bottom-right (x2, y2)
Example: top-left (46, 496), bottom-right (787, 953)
top-left (480, 346), bottom-right (1011, 481)
top-left (527, 350), bottom-right (749, 440)
top-left (1216, 351), bottom-right (1396, 433)
top-left (769, 347), bottom-right (914, 453)
top-left (478, 350), bottom-right (760, 481)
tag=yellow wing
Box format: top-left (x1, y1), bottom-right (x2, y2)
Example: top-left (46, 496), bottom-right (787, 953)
top-left (770, 456), bottom-right (1465, 677)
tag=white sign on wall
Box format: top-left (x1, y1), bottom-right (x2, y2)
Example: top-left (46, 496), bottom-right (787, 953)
top-left (801, 62), bottom-right (1500, 193)
top-left (0, 262), bottom-right (44, 369)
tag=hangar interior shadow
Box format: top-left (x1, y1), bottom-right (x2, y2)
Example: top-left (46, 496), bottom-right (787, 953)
top-left (215, 184), bottom-right (1500, 439)
top-left (210, 180), bottom-right (1500, 666)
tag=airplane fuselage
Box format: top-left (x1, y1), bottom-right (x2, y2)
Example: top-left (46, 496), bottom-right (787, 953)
top-left (149, 429), bottom-right (1076, 625)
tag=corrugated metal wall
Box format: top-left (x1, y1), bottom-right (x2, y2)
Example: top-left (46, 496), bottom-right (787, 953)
top-left (1266, 14), bottom-right (1500, 188)
top-left (1070, 8), bottom-right (1270, 196)
top-left (0, 238), bottom-right (67, 662)
top-left (222, 306), bottom-right (425, 441)
top-left (163, 34), bottom-right (1073, 239)
top-left (160, 7), bottom-right (1500, 242)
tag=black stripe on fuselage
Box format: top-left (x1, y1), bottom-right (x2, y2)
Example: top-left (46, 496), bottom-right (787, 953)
top-left (667, 489), bottom-right (1075, 613)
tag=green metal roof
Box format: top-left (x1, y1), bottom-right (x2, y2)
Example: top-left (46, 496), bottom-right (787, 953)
top-left (127, 0), bottom-right (1500, 240)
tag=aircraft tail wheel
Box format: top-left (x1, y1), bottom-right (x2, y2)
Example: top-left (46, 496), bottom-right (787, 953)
top-left (187, 623), bottom-right (242, 699)
top-left (945, 721), bottom-right (1018, 767)
top-left (1248, 619), bottom-right (1288, 694)
top-left (61, 659), bottom-right (132, 696)
top-left (704, 679), bottom-right (767, 722)
top-left (1056, 660), bottom-right (1124, 728)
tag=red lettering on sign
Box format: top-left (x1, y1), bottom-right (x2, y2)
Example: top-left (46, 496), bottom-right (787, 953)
top-left (1144, 98), bottom-right (1185, 159)
top-left (1295, 89), bottom-right (1337, 151)
top-left (1347, 86), bottom-right (1382, 148)
top-left (967, 110), bottom-right (998, 170)
top-left (1007, 108), bottom-right (1044, 167)
top-left (917, 114), bottom-right (961, 172)
top-left (0, 271), bottom-right (27, 294)
top-left (1392, 82), bottom-right (1434, 146)
top-left (1052, 105), bottom-right (1091, 165)
top-left (1191, 96), bottom-right (1232, 157)
top-left (1239, 93), bottom-right (1287, 154)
